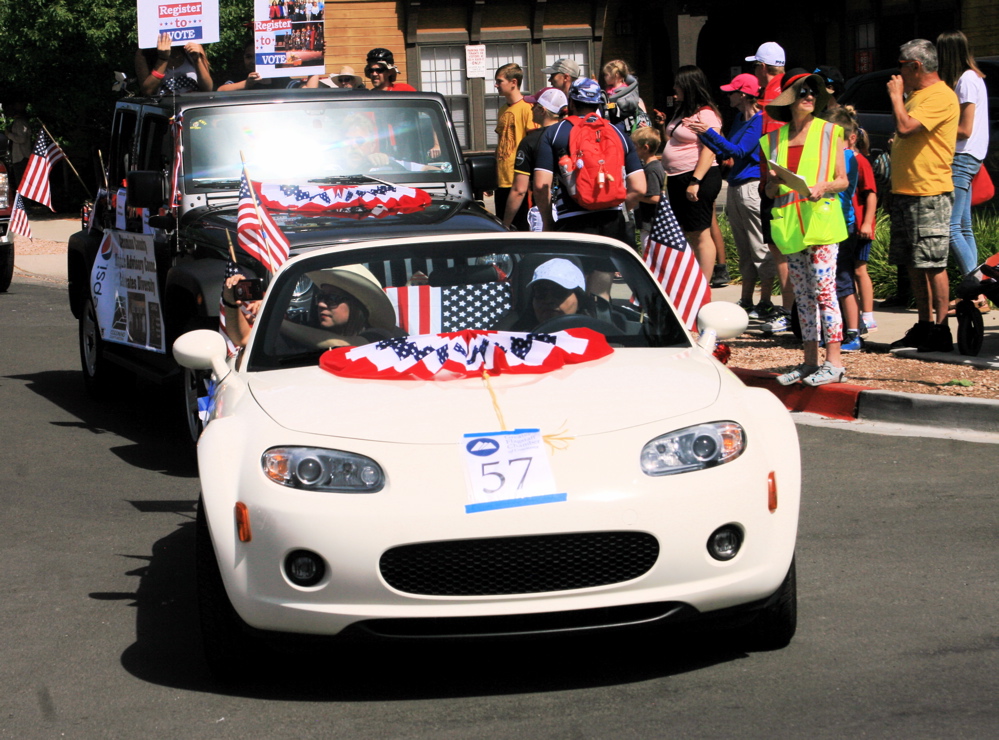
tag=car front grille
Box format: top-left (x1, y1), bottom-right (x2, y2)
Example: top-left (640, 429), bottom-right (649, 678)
top-left (379, 531), bottom-right (660, 596)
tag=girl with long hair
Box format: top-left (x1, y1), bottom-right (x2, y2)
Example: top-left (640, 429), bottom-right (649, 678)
top-left (663, 65), bottom-right (723, 276)
top-left (936, 30), bottom-right (990, 279)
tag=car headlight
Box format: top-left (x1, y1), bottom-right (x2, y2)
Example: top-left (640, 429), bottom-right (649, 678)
top-left (261, 446), bottom-right (385, 492)
top-left (640, 422), bottom-right (745, 476)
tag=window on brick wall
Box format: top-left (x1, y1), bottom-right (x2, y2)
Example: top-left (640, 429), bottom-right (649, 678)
top-left (420, 46), bottom-right (469, 148)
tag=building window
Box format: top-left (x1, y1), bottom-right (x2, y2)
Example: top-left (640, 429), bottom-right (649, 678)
top-left (485, 43), bottom-right (529, 148)
top-left (854, 22), bottom-right (876, 75)
top-left (420, 46), bottom-right (469, 148)
top-left (544, 40), bottom-right (590, 79)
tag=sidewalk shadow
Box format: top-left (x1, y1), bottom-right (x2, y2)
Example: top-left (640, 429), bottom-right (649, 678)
top-left (102, 506), bottom-right (751, 700)
top-left (7, 369), bottom-right (196, 478)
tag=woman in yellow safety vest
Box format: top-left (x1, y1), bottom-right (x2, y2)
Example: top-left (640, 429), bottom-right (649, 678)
top-left (760, 72), bottom-right (849, 387)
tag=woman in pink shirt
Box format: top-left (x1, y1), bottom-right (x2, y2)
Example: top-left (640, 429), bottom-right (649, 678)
top-left (663, 65), bottom-right (723, 276)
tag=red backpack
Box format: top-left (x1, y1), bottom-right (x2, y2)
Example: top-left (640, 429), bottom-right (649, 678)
top-left (558, 114), bottom-right (628, 210)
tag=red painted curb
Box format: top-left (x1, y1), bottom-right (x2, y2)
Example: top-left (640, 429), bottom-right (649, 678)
top-left (732, 367), bottom-right (872, 421)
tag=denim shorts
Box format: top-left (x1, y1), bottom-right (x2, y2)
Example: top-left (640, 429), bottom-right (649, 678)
top-left (889, 192), bottom-right (953, 269)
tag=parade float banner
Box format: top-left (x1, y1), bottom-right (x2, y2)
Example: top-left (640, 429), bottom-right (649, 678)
top-left (90, 232), bottom-right (166, 354)
top-left (252, 0), bottom-right (326, 80)
top-left (138, 0), bottom-right (220, 48)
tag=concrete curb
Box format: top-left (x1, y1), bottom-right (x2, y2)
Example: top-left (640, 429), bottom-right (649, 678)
top-left (732, 367), bottom-right (999, 433)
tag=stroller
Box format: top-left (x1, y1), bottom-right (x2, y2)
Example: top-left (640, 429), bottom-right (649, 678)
top-left (954, 253), bottom-right (999, 355)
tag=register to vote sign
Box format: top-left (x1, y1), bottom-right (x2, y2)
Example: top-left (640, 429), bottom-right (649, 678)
top-left (137, 0), bottom-right (220, 47)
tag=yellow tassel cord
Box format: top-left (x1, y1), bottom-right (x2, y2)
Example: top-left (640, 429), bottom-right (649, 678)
top-left (480, 370), bottom-right (573, 454)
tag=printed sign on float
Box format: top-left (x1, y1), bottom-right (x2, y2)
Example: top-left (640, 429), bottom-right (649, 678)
top-left (89, 232), bottom-right (166, 353)
top-left (137, 0), bottom-right (220, 48)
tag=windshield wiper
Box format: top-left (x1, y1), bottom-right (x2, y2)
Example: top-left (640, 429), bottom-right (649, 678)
top-left (192, 178), bottom-right (242, 189)
top-left (308, 174), bottom-right (394, 186)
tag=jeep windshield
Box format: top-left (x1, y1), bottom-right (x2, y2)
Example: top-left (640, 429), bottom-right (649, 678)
top-left (183, 98), bottom-right (459, 191)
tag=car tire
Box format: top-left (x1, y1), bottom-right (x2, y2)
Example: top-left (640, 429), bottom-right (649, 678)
top-left (0, 240), bottom-right (14, 292)
top-left (956, 300), bottom-right (984, 356)
top-left (740, 557), bottom-right (797, 651)
top-left (196, 497), bottom-right (255, 682)
top-left (79, 296), bottom-right (127, 397)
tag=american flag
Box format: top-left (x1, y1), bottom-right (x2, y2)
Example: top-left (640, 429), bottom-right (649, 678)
top-left (237, 171), bottom-right (290, 273)
top-left (10, 192), bottom-right (32, 240)
top-left (219, 259), bottom-right (241, 357)
top-left (18, 130), bottom-right (67, 211)
top-left (385, 283), bottom-right (512, 335)
top-left (643, 199), bottom-right (710, 330)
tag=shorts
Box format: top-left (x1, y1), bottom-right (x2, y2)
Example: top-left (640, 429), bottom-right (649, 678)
top-left (666, 167), bottom-right (722, 233)
top-left (835, 233), bottom-right (857, 297)
top-left (556, 209), bottom-right (634, 248)
top-left (855, 238), bottom-right (872, 263)
top-left (889, 192), bottom-right (953, 269)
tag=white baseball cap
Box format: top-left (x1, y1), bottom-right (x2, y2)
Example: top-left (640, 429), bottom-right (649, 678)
top-left (534, 87), bottom-right (568, 115)
top-left (746, 42), bottom-right (786, 67)
top-left (529, 258), bottom-right (585, 292)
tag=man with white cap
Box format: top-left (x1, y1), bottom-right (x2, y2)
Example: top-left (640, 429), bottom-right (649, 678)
top-left (503, 87), bottom-right (568, 230)
top-left (533, 77), bottom-right (645, 245)
top-left (745, 41), bottom-right (797, 332)
top-left (542, 59), bottom-right (581, 96)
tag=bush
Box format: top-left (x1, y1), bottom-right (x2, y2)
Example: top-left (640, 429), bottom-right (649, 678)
top-left (718, 207), bottom-right (999, 299)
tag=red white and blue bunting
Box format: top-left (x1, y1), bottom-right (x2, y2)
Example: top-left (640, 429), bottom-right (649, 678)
top-left (319, 329), bottom-right (613, 381)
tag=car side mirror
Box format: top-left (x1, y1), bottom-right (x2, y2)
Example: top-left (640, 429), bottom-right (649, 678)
top-left (174, 329), bottom-right (230, 380)
top-left (467, 155), bottom-right (497, 197)
top-left (696, 302), bottom-right (749, 353)
top-left (126, 170), bottom-right (167, 210)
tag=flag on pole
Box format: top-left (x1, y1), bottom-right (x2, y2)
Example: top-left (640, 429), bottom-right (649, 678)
top-left (169, 113), bottom-right (183, 211)
top-left (10, 192), bottom-right (32, 240)
top-left (18, 130), bottom-right (67, 211)
top-left (643, 199), bottom-right (710, 330)
top-left (237, 170), bottom-right (290, 273)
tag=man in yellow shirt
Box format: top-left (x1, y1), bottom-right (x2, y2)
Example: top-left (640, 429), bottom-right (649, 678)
top-left (888, 39), bottom-right (959, 353)
top-left (494, 63), bottom-right (538, 231)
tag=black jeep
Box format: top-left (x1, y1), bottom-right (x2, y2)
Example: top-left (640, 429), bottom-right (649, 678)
top-left (67, 89), bottom-right (500, 440)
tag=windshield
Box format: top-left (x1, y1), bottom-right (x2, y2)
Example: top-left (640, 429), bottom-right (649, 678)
top-left (247, 238), bottom-right (689, 372)
top-left (184, 99), bottom-right (458, 190)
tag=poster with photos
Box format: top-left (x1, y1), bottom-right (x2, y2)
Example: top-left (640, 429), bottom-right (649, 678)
top-left (253, 0), bottom-right (326, 80)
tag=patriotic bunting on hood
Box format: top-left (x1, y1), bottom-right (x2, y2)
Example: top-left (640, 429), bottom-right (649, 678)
top-left (253, 181), bottom-right (432, 215)
top-left (320, 329), bottom-right (613, 381)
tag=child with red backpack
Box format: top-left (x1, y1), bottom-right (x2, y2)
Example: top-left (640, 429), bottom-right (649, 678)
top-left (532, 77), bottom-right (646, 247)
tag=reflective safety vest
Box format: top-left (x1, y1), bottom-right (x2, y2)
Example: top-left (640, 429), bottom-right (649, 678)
top-left (760, 120), bottom-right (848, 253)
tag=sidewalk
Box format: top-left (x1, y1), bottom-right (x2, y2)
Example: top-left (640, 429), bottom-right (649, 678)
top-left (12, 216), bottom-right (999, 433)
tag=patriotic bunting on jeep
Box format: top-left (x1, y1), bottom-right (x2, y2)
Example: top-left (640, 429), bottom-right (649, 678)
top-left (319, 329), bottom-right (612, 380)
top-left (253, 181), bottom-right (432, 215)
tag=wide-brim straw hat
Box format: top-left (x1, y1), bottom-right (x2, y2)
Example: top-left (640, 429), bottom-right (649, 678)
top-left (305, 264), bottom-right (396, 330)
top-left (765, 73), bottom-right (832, 123)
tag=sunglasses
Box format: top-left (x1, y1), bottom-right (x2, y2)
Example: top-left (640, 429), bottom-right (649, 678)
top-left (317, 288), bottom-right (349, 307)
top-left (797, 86), bottom-right (816, 99)
top-left (337, 77), bottom-right (355, 85)
top-left (366, 67), bottom-right (387, 77)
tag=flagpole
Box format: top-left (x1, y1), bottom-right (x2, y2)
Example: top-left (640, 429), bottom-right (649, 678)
top-left (39, 121), bottom-right (92, 199)
top-left (97, 150), bottom-right (109, 190)
top-left (225, 228), bottom-right (238, 263)
top-left (239, 152), bottom-right (278, 274)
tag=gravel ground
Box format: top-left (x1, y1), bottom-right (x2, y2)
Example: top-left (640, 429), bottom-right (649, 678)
top-left (729, 332), bottom-right (999, 400)
top-left (15, 233), bottom-right (999, 400)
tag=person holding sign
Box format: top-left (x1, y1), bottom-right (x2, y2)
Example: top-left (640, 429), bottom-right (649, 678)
top-left (759, 72), bottom-right (849, 387)
top-left (136, 32), bottom-right (213, 96)
top-left (218, 42), bottom-right (319, 91)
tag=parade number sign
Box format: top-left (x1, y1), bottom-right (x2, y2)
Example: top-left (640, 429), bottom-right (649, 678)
top-left (137, 0), bottom-right (220, 48)
top-left (89, 232), bottom-right (166, 354)
top-left (252, 0), bottom-right (326, 80)
top-left (461, 430), bottom-right (566, 513)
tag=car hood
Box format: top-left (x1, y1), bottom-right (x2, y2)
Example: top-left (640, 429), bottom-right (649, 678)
top-left (247, 347), bottom-right (723, 443)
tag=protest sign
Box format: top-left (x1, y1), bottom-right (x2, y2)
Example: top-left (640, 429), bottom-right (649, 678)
top-left (252, 0), bottom-right (326, 80)
top-left (137, 0), bottom-right (220, 48)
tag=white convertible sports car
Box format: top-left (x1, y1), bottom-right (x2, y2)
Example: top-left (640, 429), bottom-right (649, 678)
top-left (175, 232), bottom-right (800, 678)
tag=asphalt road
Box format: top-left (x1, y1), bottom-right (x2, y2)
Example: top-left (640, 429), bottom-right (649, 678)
top-left (1, 280), bottom-right (997, 738)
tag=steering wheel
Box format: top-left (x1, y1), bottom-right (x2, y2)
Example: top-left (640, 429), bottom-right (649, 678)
top-left (532, 313), bottom-right (620, 336)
